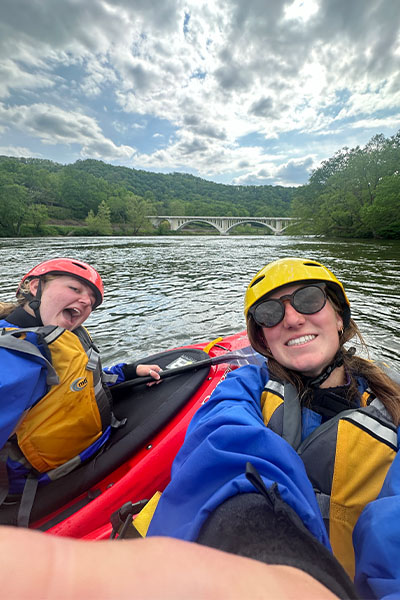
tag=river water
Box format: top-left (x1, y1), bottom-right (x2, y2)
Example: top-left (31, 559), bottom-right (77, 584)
top-left (1, 235), bottom-right (399, 369)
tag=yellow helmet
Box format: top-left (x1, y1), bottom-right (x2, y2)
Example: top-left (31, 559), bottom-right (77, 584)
top-left (244, 257), bottom-right (350, 325)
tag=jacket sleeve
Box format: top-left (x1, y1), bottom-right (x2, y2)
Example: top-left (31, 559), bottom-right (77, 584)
top-left (0, 348), bottom-right (48, 449)
top-left (353, 439), bottom-right (400, 600)
top-left (147, 364), bottom-right (330, 549)
top-left (103, 361), bottom-right (140, 386)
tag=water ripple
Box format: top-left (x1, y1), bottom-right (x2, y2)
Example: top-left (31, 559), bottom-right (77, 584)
top-left (1, 235), bottom-right (399, 369)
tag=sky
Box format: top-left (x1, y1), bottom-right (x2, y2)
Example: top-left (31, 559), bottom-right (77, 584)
top-left (1, 0), bottom-right (400, 187)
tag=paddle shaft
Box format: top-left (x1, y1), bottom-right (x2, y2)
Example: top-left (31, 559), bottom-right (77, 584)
top-left (113, 352), bottom-right (245, 390)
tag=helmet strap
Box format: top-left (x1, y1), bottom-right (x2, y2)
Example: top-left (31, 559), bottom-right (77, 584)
top-left (28, 278), bottom-right (43, 325)
top-left (303, 346), bottom-right (356, 389)
top-left (304, 351), bottom-right (344, 389)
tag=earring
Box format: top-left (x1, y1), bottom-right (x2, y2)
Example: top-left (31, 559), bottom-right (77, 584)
top-left (338, 327), bottom-right (344, 336)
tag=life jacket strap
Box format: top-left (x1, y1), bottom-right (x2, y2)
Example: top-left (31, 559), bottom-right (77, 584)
top-left (0, 328), bottom-right (59, 386)
top-left (0, 449), bottom-right (9, 506)
top-left (0, 447), bottom-right (40, 528)
top-left (17, 472), bottom-right (39, 527)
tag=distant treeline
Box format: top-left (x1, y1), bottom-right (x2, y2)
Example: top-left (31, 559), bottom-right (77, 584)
top-left (292, 132), bottom-right (400, 239)
top-left (0, 130), bottom-right (399, 238)
top-left (0, 155), bottom-right (294, 237)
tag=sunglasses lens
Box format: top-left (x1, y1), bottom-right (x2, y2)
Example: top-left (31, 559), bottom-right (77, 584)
top-left (253, 299), bottom-right (284, 328)
top-left (293, 286), bottom-right (326, 314)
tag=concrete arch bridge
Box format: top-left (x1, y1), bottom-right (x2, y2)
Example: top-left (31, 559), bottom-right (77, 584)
top-left (148, 215), bottom-right (297, 235)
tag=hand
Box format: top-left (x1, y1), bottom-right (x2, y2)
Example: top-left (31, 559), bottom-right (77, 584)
top-left (135, 364), bottom-right (162, 386)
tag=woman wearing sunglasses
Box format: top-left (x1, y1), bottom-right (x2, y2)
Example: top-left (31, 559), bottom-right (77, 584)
top-left (147, 257), bottom-right (400, 600)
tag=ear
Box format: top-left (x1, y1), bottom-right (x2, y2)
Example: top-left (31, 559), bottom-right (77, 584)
top-left (336, 313), bottom-right (343, 333)
top-left (29, 278), bottom-right (39, 296)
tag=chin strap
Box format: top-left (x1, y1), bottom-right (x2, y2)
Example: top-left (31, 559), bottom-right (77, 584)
top-left (28, 278), bottom-right (43, 325)
top-left (304, 347), bottom-right (356, 389)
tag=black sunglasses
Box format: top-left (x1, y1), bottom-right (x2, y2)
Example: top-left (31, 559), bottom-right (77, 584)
top-left (250, 284), bottom-right (327, 328)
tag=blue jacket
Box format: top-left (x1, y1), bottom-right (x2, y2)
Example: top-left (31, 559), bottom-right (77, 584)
top-left (0, 316), bottom-right (125, 458)
top-left (148, 364), bottom-right (330, 547)
top-left (148, 364), bottom-right (400, 600)
top-left (354, 450), bottom-right (400, 599)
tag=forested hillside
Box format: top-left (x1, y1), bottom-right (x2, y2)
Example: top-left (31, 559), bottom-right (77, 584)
top-left (0, 129), bottom-right (399, 238)
top-left (0, 156), bottom-right (294, 237)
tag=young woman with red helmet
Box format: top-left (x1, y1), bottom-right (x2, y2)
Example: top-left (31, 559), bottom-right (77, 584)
top-left (0, 258), bottom-right (160, 525)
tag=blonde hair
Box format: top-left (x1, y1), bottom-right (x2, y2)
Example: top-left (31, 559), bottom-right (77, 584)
top-left (0, 276), bottom-right (56, 320)
top-left (247, 290), bottom-right (400, 426)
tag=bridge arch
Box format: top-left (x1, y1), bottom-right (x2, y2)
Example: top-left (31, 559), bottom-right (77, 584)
top-left (224, 219), bottom-right (277, 234)
top-left (174, 218), bottom-right (222, 234)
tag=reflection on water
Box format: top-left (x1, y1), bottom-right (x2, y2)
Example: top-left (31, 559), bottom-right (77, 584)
top-left (0, 235), bottom-right (399, 369)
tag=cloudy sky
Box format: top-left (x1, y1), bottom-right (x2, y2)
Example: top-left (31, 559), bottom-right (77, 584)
top-left (1, 0), bottom-right (400, 186)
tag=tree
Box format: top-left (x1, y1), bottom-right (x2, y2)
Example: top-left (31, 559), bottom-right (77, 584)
top-left (361, 175), bottom-right (400, 239)
top-left (85, 200), bottom-right (112, 235)
top-left (0, 183), bottom-right (29, 236)
top-left (27, 203), bottom-right (49, 234)
top-left (125, 194), bottom-right (153, 235)
top-left (167, 198), bottom-right (186, 215)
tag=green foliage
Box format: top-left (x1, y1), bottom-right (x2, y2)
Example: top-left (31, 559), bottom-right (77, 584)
top-left (0, 183), bottom-right (30, 236)
top-left (361, 175), bottom-right (400, 238)
top-left (293, 132), bottom-right (400, 239)
top-left (27, 203), bottom-right (49, 234)
top-left (124, 195), bottom-right (154, 235)
top-left (85, 200), bottom-right (113, 235)
top-left (107, 191), bottom-right (155, 234)
top-left (0, 130), bottom-right (399, 239)
top-left (0, 155), bottom-right (295, 237)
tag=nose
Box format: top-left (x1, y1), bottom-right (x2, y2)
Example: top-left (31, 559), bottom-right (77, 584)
top-left (78, 292), bottom-right (93, 307)
top-left (281, 299), bottom-right (305, 327)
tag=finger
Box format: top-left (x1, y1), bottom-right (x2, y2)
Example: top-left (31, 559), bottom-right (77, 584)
top-left (148, 368), bottom-right (161, 380)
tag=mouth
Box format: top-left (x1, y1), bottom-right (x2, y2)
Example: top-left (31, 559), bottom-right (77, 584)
top-left (286, 334), bottom-right (316, 347)
top-left (62, 307), bottom-right (82, 324)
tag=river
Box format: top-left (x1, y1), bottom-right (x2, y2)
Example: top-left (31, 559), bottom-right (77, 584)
top-left (1, 235), bottom-right (399, 369)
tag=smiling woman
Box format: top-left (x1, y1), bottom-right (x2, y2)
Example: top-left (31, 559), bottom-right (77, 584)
top-left (0, 257), bottom-right (161, 527)
top-left (146, 256), bottom-right (400, 600)
top-left (243, 258), bottom-right (400, 589)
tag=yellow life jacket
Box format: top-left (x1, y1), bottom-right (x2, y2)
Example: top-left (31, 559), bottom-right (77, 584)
top-left (261, 377), bottom-right (398, 579)
top-left (2, 325), bottom-right (114, 474)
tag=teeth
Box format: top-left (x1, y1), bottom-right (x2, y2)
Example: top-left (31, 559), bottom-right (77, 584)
top-left (65, 308), bottom-right (80, 317)
top-left (287, 335), bottom-right (316, 347)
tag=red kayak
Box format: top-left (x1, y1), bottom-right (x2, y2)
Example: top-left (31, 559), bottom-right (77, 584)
top-left (1, 330), bottom-right (262, 539)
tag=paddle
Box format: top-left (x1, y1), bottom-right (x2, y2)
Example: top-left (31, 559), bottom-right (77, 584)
top-left (113, 352), bottom-right (247, 390)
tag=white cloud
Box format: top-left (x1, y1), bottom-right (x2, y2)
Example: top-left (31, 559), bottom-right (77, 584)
top-left (348, 114), bottom-right (400, 130)
top-left (0, 146), bottom-right (42, 158)
top-left (283, 0), bottom-right (319, 23)
top-left (1, 0), bottom-right (400, 184)
top-left (0, 103), bottom-right (135, 160)
top-left (232, 155), bottom-right (315, 187)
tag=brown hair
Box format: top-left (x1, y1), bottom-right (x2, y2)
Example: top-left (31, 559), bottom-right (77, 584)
top-left (247, 289), bottom-right (400, 426)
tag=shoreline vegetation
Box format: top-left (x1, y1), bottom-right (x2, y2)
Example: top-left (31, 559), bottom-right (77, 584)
top-left (1, 131), bottom-right (399, 240)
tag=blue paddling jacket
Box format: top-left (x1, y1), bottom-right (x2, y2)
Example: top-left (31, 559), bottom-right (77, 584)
top-left (148, 364), bottom-right (400, 600)
top-left (0, 309), bottom-right (131, 496)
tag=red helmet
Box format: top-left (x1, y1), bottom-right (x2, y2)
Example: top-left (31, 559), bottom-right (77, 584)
top-left (18, 258), bottom-right (104, 309)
